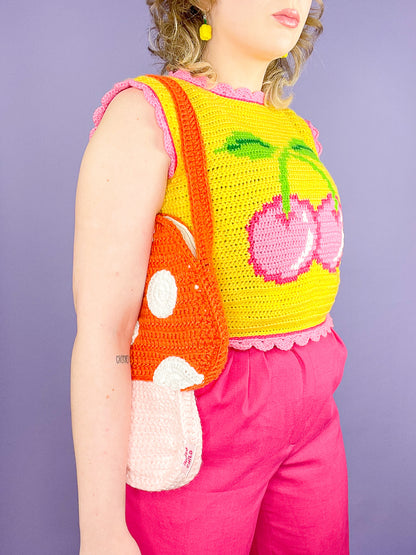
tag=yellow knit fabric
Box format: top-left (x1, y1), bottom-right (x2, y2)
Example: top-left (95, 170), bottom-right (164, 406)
top-left (133, 74), bottom-right (343, 338)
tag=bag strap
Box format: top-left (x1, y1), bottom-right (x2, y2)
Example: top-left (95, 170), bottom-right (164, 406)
top-left (145, 74), bottom-right (215, 268)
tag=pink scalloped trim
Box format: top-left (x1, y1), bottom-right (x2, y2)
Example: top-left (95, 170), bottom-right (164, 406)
top-left (304, 119), bottom-right (323, 157)
top-left (89, 78), bottom-right (177, 179)
top-left (168, 69), bottom-right (265, 105)
top-left (229, 314), bottom-right (334, 351)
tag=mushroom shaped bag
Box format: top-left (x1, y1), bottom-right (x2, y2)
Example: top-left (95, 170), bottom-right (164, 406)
top-left (126, 75), bottom-right (229, 491)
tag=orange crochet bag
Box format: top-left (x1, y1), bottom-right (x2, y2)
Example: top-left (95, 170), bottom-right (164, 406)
top-left (129, 75), bottom-right (229, 392)
top-left (126, 75), bottom-right (229, 491)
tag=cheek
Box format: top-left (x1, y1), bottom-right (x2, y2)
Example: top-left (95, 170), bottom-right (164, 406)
top-left (224, 12), bottom-right (263, 51)
top-left (215, 6), bottom-right (250, 40)
top-left (301, 0), bottom-right (314, 25)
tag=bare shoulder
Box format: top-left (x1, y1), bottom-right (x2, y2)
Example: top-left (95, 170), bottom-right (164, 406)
top-left (96, 86), bottom-right (161, 133)
top-left (90, 86), bottom-right (170, 178)
top-left (81, 85), bottom-right (170, 214)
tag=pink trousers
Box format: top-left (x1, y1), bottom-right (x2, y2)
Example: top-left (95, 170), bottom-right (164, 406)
top-left (125, 328), bottom-right (349, 554)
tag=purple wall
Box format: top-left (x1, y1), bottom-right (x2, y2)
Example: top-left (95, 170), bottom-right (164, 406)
top-left (1, 1), bottom-right (415, 553)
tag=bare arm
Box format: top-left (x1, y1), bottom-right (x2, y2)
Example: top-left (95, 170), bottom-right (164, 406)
top-left (71, 86), bottom-right (170, 551)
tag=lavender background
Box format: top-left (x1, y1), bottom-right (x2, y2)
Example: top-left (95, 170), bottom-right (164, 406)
top-left (1, 1), bottom-right (415, 553)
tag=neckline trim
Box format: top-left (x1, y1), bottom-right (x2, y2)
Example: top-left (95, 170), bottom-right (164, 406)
top-left (167, 69), bottom-right (265, 105)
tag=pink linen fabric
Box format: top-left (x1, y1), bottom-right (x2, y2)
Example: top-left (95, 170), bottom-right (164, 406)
top-left (125, 328), bottom-right (349, 554)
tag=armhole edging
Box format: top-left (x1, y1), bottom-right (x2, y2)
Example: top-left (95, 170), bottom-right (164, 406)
top-left (89, 78), bottom-right (177, 179)
top-left (304, 119), bottom-right (323, 157)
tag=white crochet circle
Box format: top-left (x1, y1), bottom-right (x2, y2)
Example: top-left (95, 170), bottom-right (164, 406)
top-left (153, 356), bottom-right (204, 390)
top-left (146, 270), bottom-right (177, 318)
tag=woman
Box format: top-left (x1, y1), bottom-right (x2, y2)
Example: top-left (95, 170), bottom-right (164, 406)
top-left (71, 1), bottom-right (349, 553)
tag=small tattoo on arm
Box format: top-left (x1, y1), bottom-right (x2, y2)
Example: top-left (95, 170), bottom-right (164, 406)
top-left (116, 355), bottom-right (130, 364)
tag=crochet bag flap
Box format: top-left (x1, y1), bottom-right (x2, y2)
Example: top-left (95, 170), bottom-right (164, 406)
top-left (129, 75), bottom-right (229, 393)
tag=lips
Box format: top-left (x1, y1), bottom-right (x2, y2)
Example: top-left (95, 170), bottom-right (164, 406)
top-left (272, 8), bottom-right (300, 28)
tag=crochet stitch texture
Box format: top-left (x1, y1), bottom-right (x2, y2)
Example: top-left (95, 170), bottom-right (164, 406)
top-left (90, 70), bottom-right (344, 350)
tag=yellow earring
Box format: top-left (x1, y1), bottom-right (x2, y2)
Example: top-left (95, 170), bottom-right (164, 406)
top-left (199, 13), bottom-right (212, 41)
top-left (281, 52), bottom-right (288, 58)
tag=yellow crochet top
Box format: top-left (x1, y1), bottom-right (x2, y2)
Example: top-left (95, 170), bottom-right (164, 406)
top-left (129, 71), bottom-right (344, 344)
top-left (90, 70), bottom-right (345, 349)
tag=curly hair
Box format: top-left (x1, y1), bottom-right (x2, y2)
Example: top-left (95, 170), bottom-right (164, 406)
top-left (145, 0), bottom-right (324, 109)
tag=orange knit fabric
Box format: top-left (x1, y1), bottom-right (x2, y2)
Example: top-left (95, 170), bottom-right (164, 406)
top-left (129, 76), bottom-right (229, 392)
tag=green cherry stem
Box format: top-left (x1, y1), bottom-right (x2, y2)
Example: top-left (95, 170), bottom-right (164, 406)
top-left (278, 143), bottom-right (339, 218)
top-left (278, 150), bottom-right (292, 218)
top-left (296, 154), bottom-right (339, 211)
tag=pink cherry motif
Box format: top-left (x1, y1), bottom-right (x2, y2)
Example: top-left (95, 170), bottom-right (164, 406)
top-left (246, 194), bottom-right (317, 284)
top-left (315, 193), bottom-right (344, 272)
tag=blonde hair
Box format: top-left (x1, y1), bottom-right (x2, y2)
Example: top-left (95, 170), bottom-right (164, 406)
top-left (145, 0), bottom-right (324, 109)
